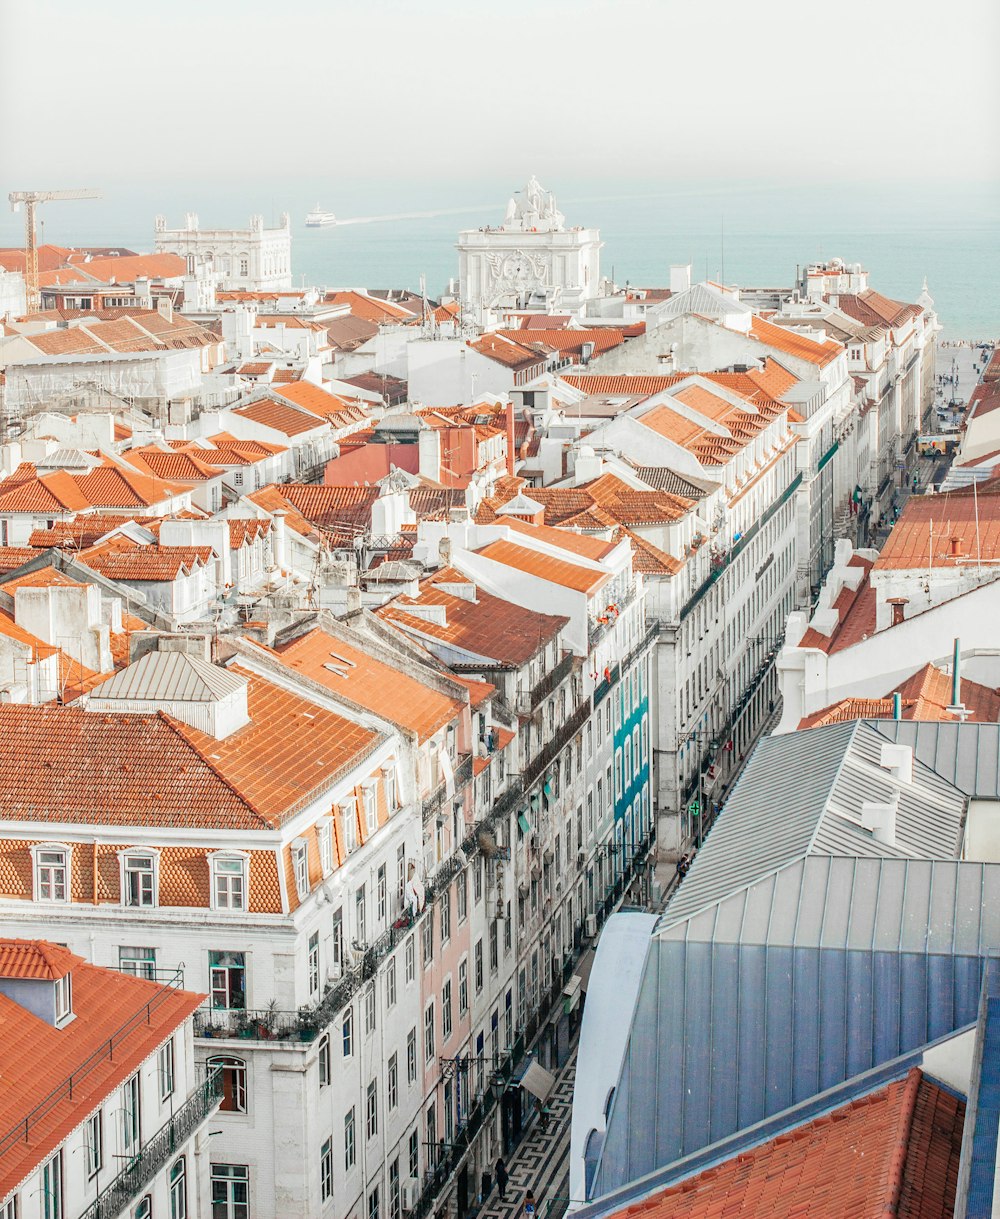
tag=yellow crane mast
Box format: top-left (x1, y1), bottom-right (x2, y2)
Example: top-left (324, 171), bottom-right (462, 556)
top-left (8, 188), bottom-right (102, 314)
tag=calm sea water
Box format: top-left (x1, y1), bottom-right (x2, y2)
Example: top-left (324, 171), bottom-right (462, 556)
top-left (2, 178), bottom-right (997, 339)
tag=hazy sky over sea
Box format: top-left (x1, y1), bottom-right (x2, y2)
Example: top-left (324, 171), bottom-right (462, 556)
top-left (2, 0), bottom-right (999, 187)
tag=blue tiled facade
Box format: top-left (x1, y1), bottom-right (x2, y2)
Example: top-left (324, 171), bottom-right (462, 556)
top-left (612, 660), bottom-right (651, 866)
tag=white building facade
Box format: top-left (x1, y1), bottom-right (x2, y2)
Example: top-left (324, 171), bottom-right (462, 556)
top-left (155, 213), bottom-right (292, 292)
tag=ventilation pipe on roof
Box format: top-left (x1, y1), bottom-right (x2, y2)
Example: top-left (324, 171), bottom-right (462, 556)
top-left (947, 636), bottom-right (969, 720)
top-left (879, 742), bottom-right (912, 785)
top-left (892, 692), bottom-right (902, 720)
top-left (861, 794), bottom-right (898, 846)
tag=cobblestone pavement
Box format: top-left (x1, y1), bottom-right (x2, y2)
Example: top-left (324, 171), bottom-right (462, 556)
top-left (479, 1051), bottom-right (578, 1219)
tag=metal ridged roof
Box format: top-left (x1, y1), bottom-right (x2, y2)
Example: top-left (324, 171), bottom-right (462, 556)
top-left (657, 721), bottom-right (967, 934)
top-left (90, 651), bottom-right (246, 704)
top-left (873, 720), bottom-right (1000, 799)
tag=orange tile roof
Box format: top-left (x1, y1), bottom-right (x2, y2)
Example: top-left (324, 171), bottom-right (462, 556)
top-left (801, 664), bottom-right (1000, 728)
top-left (325, 291), bottom-right (414, 324)
top-left (1, 565), bottom-right (85, 594)
top-left (495, 328), bottom-right (628, 356)
top-left (469, 332), bottom-right (547, 371)
top-left (378, 568), bottom-right (567, 666)
top-left (271, 627), bottom-right (463, 742)
top-left (78, 542), bottom-right (215, 582)
top-left (36, 252), bottom-right (187, 287)
top-left (228, 517), bottom-right (271, 546)
top-left (0, 948), bottom-right (203, 1198)
top-left (476, 538), bottom-right (609, 594)
top-left (605, 1068), bottom-right (963, 1219)
top-left (798, 556), bottom-right (878, 654)
top-left (232, 397), bottom-right (327, 437)
top-left (625, 528), bottom-right (684, 575)
top-left (875, 489), bottom-right (1000, 570)
top-left (272, 381), bottom-right (357, 420)
top-left (0, 547), bottom-right (46, 575)
top-left (0, 469), bottom-right (93, 514)
top-left (749, 314), bottom-right (843, 367)
top-left (123, 449), bottom-right (224, 483)
top-left (501, 515), bottom-right (619, 559)
top-left (0, 939), bottom-right (76, 980)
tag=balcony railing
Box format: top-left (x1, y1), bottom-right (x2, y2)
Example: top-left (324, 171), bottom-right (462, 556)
top-left (81, 1070), bottom-right (221, 1219)
top-left (522, 702), bottom-right (589, 792)
top-left (587, 585), bottom-right (637, 652)
top-left (0, 970), bottom-right (187, 1162)
top-left (422, 754), bottom-right (474, 824)
top-left (515, 653), bottom-right (575, 714)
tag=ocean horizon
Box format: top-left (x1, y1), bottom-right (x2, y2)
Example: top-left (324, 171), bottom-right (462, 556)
top-left (2, 177), bottom-right (996, 339)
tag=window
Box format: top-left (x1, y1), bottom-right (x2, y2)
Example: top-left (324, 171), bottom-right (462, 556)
top-left (85, 1110), bottom-right (103, 1178)
top-left (424, 1001), bottom-right (435, 1061)
top-left (42, 1150), bottom-right (62, 1219)
top-left (54, 973), bottom-right (72, 1024)
top-left (458, 959), bottom-right (468, 1016)
top-left (34, 846), bottom-right (69, 902)
top-left (367, 1077), bottom-right (378, 1139)
top-left (405, 935), bottom-right (415, 984)
top-left (169, 1158), bottom-right (187, 1219)
top-left (407, 1027), bottom-right (417, 1083)
top-left (116, 1075), bottom-right (141, 1167)
top-left (210, 1164), bottom-right (249, 1219)
top-left (442, 979), bottom-right (453, 1041)
top-left (293, 840), bottom-right (309, 899)
top-left (343, 1009), bottom-right (354, 1057)
top-left (345, 1107), bottom-right (357, 1169)
top-left (209, 951), bottom-right (246, 1010)
top-left (388, 1052), bottom-right (399, 1110)
top-left (364, 985), bottom-right (376, 1035)
top-left (397, 843), bottom-right (406, 904)
top-left (332, 908), bottom-right (343, 976)
top-left (356, 884), bottom-right (367, 946)
top-left (390, 1157), bottom-right (401, 1219)
top-left (614, 749), bottom-right (622, 802)
top-left (119, 946), bottom-right (156, 980)
top-left (422, 913), bottom-right (434, 968)
top-left (368, 1186), bottom-right (380, 1219)
top-left (386, 957), bottom-right (397, 1009)
top-left (408, 1128), bottom-right (419, 1179)
top-left (134, 1198), bottom-right (151, 1219)
top-left (318, 1034), bottom-right (331, 1086)
top-left (384, 766), bottom-right (397, 812)
top-left (474, 939), bottom-right (483, 993)
top-left (209, 1056), bottom-right (247, 1114)
top-left (457, 870), bottom-right (467, 922)
top-left (474, 859), bottom-right (483, 904)
top-left (239, 257), bottom-right (249, 276)
top-left (308, 931), bottom-right (320, 998)
top-left (504, 903), bottom-right (512, 953)
top-left (363, 784), bottom-right (378, 835)
top-left (212, 855), bottom-right (246, 911)
top-left (159, 1038), bottom-right (175, 1101)
top-left (440, 886), bottom-right (451, 944)
top-left (321, 1137), bottom-right (333, 1201)
top-left (489, 921), bottom-right (499, 973)
top-left (122, 852), bottom-right (156, 907)
top-left (342, 800), bottom-right (358, 854)
top-left (377, 864), bottom-right (387, 924)
top-left (319, 819), bottom-right (334, 874)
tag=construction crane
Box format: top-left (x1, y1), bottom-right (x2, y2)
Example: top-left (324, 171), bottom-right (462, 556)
top-left (8, 188), bottom-right (101, 315)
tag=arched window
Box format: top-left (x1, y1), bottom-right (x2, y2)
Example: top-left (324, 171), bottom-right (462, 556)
top-left (134, 1197), bottom-right (152, 1219)
top-left (208, 1055), bottom-right (248, 1113)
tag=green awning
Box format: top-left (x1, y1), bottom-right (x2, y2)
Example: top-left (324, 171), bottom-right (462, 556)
top-left (518, 812), bottom-right (532, 834)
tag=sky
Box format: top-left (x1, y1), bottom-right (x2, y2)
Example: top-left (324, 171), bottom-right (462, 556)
top-left (2, 0), bottom-right (999, 189)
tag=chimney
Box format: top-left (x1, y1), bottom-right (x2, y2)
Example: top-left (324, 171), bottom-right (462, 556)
top-left (949, 535), bottom-right (962, 557)
top-left (880, 742), bottom-right (913, 785)
top-left (505, 402), bottom-right (516, 477)
top-left (270, 511), bottom-right (288, 571)
top-left (345, 586), bottom-right (362, 614)
top-left (439, 537), bottom-right (452, 566)
top-left (156, 296), bottom-right (174, 323)
top-left (887, 597), bottom-right (908, 627)
top-left (861, 794), bottom-right (898, 846)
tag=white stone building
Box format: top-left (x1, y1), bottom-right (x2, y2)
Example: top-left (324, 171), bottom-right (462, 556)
top-left (457, 178), bottom-right (602, 323)
top-left (154, 213), bottom-right (292, 292)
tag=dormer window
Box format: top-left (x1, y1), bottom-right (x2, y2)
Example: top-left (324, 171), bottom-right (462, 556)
top-left (54, 971), bottom-right (72, 1024)
top-left (382, 765), bottom-right (397, 813)
top-left (212, 854), bottom-right (247, 911)
top-left (33, 844), bottom-right (71, 902)
top-left (362, 782), bottom-right (378, 836)
top-left (341, 800), bottom-right (357, 855)
top-left (121, 851), bottom-right (158, 908)
top-left (293, 838), bottom-right (309, 899)
top-left (318, 819), bottom-right (334, 875)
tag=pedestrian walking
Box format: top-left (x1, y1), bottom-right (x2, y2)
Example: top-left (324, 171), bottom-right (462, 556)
top-left (523, 1189), bottom-right (537, 1219)
top-left (496, 1158), bottom-right (509, 1203)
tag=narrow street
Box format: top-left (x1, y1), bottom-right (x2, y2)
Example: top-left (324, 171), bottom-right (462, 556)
top-left (478, 1050), bottom-right (579, 1219)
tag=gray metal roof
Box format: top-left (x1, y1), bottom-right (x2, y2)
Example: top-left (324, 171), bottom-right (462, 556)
top-left (658, 720), bottom-right (967, 933)
top-left (594, 855), bottom-right (1000, 1198)
top-left (90, 651), bottom-right (246, 703)
top-left (873, 720), bottom-right (1000, 799)
top-left (628, 466), bottom-right (715, 498)
top-left (654, 283), bottom-right (752, 322)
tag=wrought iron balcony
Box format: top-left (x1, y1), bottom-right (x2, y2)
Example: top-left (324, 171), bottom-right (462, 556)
top-left (522, 702), bottom-right (589, 792)
top-left (422, 754), bottom-right (474, 824)
top-left (515, 652), bottom-right (575, 714)
top-left (81, 1070), bottom-right (221, 1219)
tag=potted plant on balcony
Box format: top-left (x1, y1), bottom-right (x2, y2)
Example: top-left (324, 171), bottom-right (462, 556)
top-left (257, 999), bottom-right (279, 1040)
top-left (234, 1010), bottom-right (255, 1039)
top-left (296, 1006), bottom-right (321, 1041)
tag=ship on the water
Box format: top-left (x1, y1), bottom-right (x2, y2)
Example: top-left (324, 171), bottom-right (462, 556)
top-left (306, 205), bottom-right (337, 227)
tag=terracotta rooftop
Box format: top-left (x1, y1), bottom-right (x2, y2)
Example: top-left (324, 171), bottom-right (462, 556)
top-left (836, 289), bottom-right (924, 331)
top-left (749, 314), bottom-right (843, 367)
top-left (325, 290), bottom-right (415, 325)
top-left (378, 567), bottom-right (568, 666)
top-left (0, 939), bottom-right (76, 981)
top-left (475, 538), bottom-right (609, 594)
top-left (604, 1068), bottom-right (963, 1219)
top-left (875, 490), bottom-right (1000, 570)
top-left (798, 556), bottom-right (878, 654)
top-left (469, 332), bottom-right (547, 371)
top-left (36, 252), bottom-right (187, 286)
top-left (271, 626), bottom-right (463, 742)
top-left (495, 328), bottom-right (628, 357)
top-left (232, 397), bottom-right (327, 438)
top-left (800, 663), bottom-right (1000, 728)
top-left (123, 448), bottom-right (225, 483)
top-left (0, 668), bottom-right (378, 830)
top-left (0, 946), bottom-right (203, 1199)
